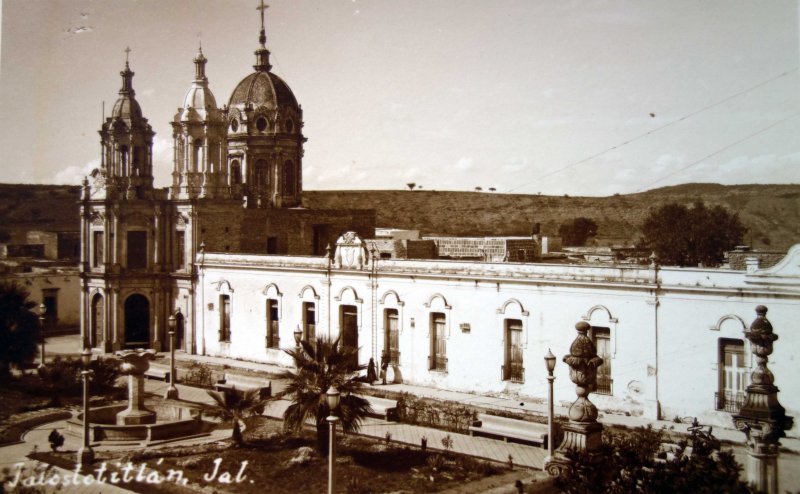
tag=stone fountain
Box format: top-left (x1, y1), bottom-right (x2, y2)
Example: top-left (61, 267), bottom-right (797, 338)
top-left (66, 348), bottom-right (209, 444)
top-left (115, 349), bottom-right (157, 425)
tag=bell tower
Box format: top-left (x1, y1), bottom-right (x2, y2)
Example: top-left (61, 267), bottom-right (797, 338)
top-left (171, 46), bottom-right (228, 200)
top-left (97, 48), bottom-right (155, 200)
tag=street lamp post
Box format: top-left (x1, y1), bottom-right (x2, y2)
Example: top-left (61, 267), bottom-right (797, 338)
top-left (78, 348), bottom-right (94, 469)
top-left (544, 349), bottom-right (557, 462)
top-left (294, 325), bottom-right (303, 349)
top-left (326, 386), bottom-right (341, 494)
top-left (38, 303), bottom-right (47, 368)
top-left (165, 311), bottom-right (179, 400)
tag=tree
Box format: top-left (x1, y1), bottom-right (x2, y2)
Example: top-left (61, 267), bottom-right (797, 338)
top-left (555, 424), bottom-right (751, 494)
top-left (642, 201), bottom-right (745, 267)
top-left (282, 336), bottom-right (372, 455)
top-left (0, 282), bottom-right (41, 375)
top-left (558, 217), bottom-right (598, 246)
top-left (203, 388), bottom-right (267, 447)
top-left (406, 183), bottom-right (416, 191)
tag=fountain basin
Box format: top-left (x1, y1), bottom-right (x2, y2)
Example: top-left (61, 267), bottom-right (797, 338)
top-left (67, 401), bottom-right (207, 444)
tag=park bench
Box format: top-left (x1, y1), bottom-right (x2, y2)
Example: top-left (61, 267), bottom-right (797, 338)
top-left (215, 373), bottom-right (271, 399)
top-left (144, 363), bottom-right (171, 382)
top-left (359, 395), bottom-right (398, 421)
top-left (468, 413), bottom-right (548, 448)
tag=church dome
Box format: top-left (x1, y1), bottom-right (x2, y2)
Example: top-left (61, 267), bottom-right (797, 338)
top-left (111, 95), bottom-right (143, 122)
top-left (177, 48), bottom-right (219, 122)
top-left (110, 61), bottom-right (144, 123)
top-left (228, 71), bottom-right (298, 111)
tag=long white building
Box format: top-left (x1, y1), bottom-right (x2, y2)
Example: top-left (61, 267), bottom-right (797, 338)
top-left (195, 233), bottom-right (800, 432)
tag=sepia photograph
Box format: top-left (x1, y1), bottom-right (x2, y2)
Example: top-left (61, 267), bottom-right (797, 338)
top-left (0, 1), bottom-right (799, 492)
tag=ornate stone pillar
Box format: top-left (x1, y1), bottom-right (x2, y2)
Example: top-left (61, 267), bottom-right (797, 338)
top-left (733, 306), bottom-right (793, 494)
top-left (546, 321), bottom-right (604, 477)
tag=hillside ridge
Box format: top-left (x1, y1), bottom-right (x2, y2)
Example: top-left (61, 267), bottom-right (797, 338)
top-left (0, 183), bottom-right (797, 250)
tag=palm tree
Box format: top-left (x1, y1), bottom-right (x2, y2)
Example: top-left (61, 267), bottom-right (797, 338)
top-left (282, 336), bottom-right (372, 455)
top-left (204, 388), bottom-right (267, 447)
top-left (0, 282), bottom-right (41, 375)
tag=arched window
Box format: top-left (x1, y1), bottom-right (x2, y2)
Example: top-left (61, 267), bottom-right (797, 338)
top-left (283, 160), bottom-right (295, 195)
top-left (120, 145), bottom-right (129, 174)
top-left (193, 139), bottom-right (203, 169)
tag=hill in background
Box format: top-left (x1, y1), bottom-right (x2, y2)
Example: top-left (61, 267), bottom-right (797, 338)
top-left (0, 183), bottom-right (797, 251)
top-left (304, 183), bottom-right (800, 251)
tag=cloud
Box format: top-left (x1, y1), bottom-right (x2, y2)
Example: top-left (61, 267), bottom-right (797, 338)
top-left (455, 157), bottom-right (473, 171)
top-left (53, 159), bottom-right (99, 184)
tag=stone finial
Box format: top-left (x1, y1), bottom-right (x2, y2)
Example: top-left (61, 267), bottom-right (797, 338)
top-left (547, 321), bottom-right (605, 477)
top-left (564, 321), bottom-right (604, 422)
top-left (732, 305), bottom-right (793, 494)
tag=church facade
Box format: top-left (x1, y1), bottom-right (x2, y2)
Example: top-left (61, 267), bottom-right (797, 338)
top-left (78, 10), bottom-right (373, 354)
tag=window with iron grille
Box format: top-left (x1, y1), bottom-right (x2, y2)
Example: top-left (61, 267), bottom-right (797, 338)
top-left (717, 338), bottom-right (748, 413)
top-left (220, 295), bottom-right (231, 341)
top-left (266, 299), bottom-right (279, 348)
top-left (303, 302), bottom-right (316, 348)
top-left (503, 319), bottom-right (524, 382)
top-left (385, 309), bottom-right (400, 365)
top-left (429, 312), bottom-right (447, 372)
top-left (591, 327), bottom-right (612, 395)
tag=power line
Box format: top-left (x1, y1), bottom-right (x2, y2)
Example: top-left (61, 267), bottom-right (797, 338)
top-left (636, 111), bottom-right (800, 192)
top-left (506, 67), bottom-right (799, 193)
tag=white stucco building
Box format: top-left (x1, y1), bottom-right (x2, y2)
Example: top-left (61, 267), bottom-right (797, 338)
top-left (195, 233), bottom-right (800, 433)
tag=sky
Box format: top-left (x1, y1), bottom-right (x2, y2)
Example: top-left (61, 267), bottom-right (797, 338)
top-left (0, 0), bottom-right (798, 196)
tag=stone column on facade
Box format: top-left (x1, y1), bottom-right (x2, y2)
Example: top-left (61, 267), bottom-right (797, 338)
top-left (153, 286), bottom-right (162, 351)
top-left (733, 306), bottom-right (793, 494)
top-left (545, 321), bottom-right (604, 477)
top-left (153, 205), bottom-right (161, 271)
top-left (109, 286), bottom-right (120, 352)
top-left (79, 285), bottom-right (88, 349)
top-left (111, 207), bottom-right (120, 270)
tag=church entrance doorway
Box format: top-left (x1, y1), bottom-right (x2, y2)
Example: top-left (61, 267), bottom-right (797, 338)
top-left (124, 294), bottom-right (150, 348)
top-left (340, 305), bottom-right (358, 368)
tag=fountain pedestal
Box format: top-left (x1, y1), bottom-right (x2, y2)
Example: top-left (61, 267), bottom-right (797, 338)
top-left (115, 349), bottom-right (157, 425)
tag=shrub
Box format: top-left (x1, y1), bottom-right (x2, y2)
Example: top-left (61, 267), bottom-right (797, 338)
top-left (89, 356), bottom-right (121, 394)
top-left (35, 356), bottom-right (80, 405)
top-left (395, 393), bottom-right (477, 433)
top-left (183, 362), bottom-right (214, 388)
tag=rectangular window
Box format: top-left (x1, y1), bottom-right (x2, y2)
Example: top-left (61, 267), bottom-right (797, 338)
top-left (717, 339), bottom-right (748, 413)
top-left (175, 231), bottom-right (185, 269)
top-left (93, 231), bottom-right (104, 267)
top-left (267, 237), bottom-right (278, 254)
top-left (429, 312), bottom-right (447, 372)
top-left (42, 289), bottom-right (58, 332)
top-left (220, 295), bottom-right (231, 341)
top-left (126, 231), bottom-right (147, 269)
top-left (303, 302), bottom-right (316, 348)
top-left (266, 299), bottom-right (279, 348)
top-left (592, 327), bottom-right (612, 395)
top-left (503, 319), bottom-right (524, 382)
top-left (385, 309), bottom-right (399, 365)
top-left (340, 305), bottom-right (359, 369)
